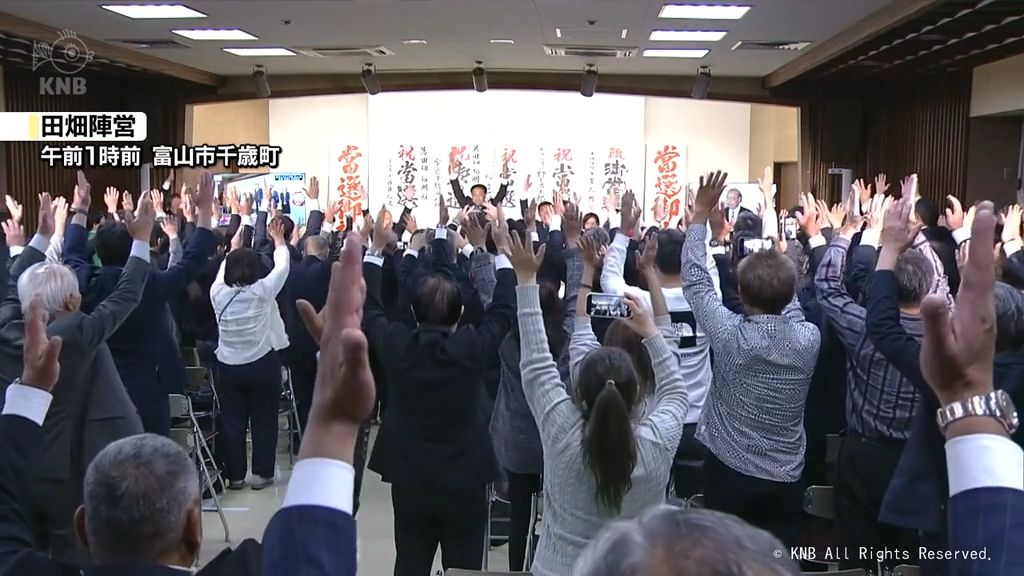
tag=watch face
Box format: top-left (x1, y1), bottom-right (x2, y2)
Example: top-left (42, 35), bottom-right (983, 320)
top-left (994, 390), bottom-right (1020, 430)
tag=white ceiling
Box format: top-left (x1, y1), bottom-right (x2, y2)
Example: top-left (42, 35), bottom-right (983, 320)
top-left (0, 0), bottom-right (895, 78)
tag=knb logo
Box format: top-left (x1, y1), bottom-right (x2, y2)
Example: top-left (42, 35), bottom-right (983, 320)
top-left (33, 30), bottom-right (93, 95)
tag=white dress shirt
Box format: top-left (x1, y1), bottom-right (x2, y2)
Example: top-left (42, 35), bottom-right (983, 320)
top-left (211, 244), bottom-right (291, 365)
top-left (946, 433), bottom-right (1024, 496)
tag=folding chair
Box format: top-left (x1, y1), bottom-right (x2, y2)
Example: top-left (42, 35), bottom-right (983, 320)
top-left (892, 566), bottom-right (920, 576)
top-left (482, 483), bottom-right (511, 570)
top-left (803, 485), bottom-right (835, 520)
top-left (169, 394), bottom-right (229, 542)
top-left (523, 490), bottom-right (543, 570)
top-left (686, 493), bottom-right (706, 509)
top-left (278, 367), bottom-right (301, 465)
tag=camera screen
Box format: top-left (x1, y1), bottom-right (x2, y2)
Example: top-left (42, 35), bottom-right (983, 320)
top-left (586, 293), bottom-right (633, 319)
top-left (740, 238), bottom-right (774, 256)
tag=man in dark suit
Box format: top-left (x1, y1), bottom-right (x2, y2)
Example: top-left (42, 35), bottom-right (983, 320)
top-left (64, 172), bottom-right (217, 435)
top-left (0, 191), bottom-right (151, 562)
top-left (722, 188), bottom-right (753, 224)
top-left (917, 201), bottom-right (1023, 576)
top-left (364, 213), bottom-right (516, 575)
top-left (449, 157), bottom-right (511, 208)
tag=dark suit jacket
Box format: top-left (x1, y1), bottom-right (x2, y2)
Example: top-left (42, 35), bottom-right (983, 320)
top-left (0, 413), bottom-right (260, 576)
top-left (948, 487), bottom-right (1024, 576)
top-left (0, 244), bottom-right (147, 483)
top-left (869, 270), bottom-right (1024, 533)
top-left (260, 505), bottom-right (356, 576)
top-left (65, 224), bottom-right (215, 434)
top-left (365, 259), bottom-right (516, 490)
top-left (450, 178), bottom-right (509, 209)
top-left (281, 254), bottom-right (331, 363)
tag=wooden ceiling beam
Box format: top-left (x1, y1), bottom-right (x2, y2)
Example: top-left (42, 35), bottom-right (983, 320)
top-left (763, 0), bottom-right (945, 89)
top-left (0, 10), bottom-right (222, 86)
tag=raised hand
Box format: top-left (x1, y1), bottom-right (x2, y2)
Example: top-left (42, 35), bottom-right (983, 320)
top-left (880, 198), bottom-right (922, 253)
top-left (297, 235), bottom-right (376, 463)
top-left (128, 192), bottom-right (155, 240)
top-left (919, 201), bottom-right (996, 410)
top-left (481, 202), bottom-right (498, 223)
top-left (103, 187), bottom-right (119, 214)
top-left (196, 170), bottom-right (214, 209)
top-left (692, 170), bottom-right (729, 223)
top-left (875, 173), bottom-right (891, 197)
top-left (901, 173), bottom-right (920, 206)
top-left (508, 225), bottom-right (546, 283)
top-left (2, 220), bottom-right (25, 248)
top-left (268, 217), bottom-right (287, 246)
top-left (160, 214), bottom-right (179, 239)
top-left (464, 213), bottom-right (486, 248)
top-left (944, 195), bottom-right (965, 230)
top-left (796, 193), bottom-right (820, 237)
top-left (553, 190), bottom-right (565, 217)
top-left (52, 196), bottom-right (69, 236)
top-left (5, 195), bottom-right (23, 224)
top-left (638, 233), bottom-right (658, 275)
top-left (525, 199), bottom-right (538, 232)
top-left (402, 212), bottom-right (418, 234)
top-left (306, 176), bottom-right (320, 200)
top-left (866, 193), bottom-right (892, 231)
top-left (454, 205), bottom-right (472, 226)
top-left (21, 297), bottom-right (62, 393)
top-left (580, 234), bottom-right (606, 270)
top-left (1001, 204), bottom-right (1022, 243)
top-left (152, 189), bottom-right (165, 213)
top-left (758, 165), bottom-right (775, 207)
top-left (853, 178), bottom-right (871, 208)
top-left (372, 206), bottom-right (392, 252)
top-left (620, 190), bottom-right (641, 235)
top-left (121, 190), bottom-right (135, 214)
top-left (620, 292), bottom-right (658, 339)
top-left (489, 212), bottom-right (512, 255)
top-left (563, 201), bottom-right (583, 246)
top-left (437, 194), bottom-right (449, 227)
top-left (37, 192), bottom-right (54, 238)
top-left (181, 191), bottom-right (196, 223)
top-left (709, 204), bottom-right (732, 242)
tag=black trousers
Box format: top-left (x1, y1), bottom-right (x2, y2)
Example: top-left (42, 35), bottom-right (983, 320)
top-left (703, 451), bottom-right (804, 547)
top-left (29, 479), bottom-right (84, 563)
top-left (835, 431), bottom-right (918, 571)
top-left (672, 423), bottom-right (708, 498)
top-left (506, 471), bottom-right (541, 571)
top-left (392, 481), bottom-right (488, 576)
top-left (217, 351), bottom-right (281, 481)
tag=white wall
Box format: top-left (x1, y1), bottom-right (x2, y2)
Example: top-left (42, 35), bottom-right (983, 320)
top-left (971, 53), bottom-right (1024, 117)
top-left (268, 94), bottom-right (369, 205)
top-left (644, 97), bottom-right (752, 183)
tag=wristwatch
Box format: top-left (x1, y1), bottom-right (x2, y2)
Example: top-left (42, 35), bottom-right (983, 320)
top-left (366, 248), bottom-right (383, 258)
top-left (936, 390), bottom-right (1019, 435)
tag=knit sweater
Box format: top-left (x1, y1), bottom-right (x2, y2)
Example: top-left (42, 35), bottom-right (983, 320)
top-left (516, 283), bottom-right (688, 576)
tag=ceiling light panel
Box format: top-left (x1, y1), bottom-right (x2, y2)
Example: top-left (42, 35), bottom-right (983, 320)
top-left (101, 4), bottom-right (207, 19)
top-left (658, 5), bottom-right (751, 20)
top-left (402, 39), bottom-right (427, 44)
top-left (642, 48), bottom-right (710, 58)
top-left (490, 39), bottom-right (514, 44)
top-left (223, 47), bottom-right (296, 56)
top-left (649, 30), bottom-right (727, 41)
top-left (172, 29), bottom-right (256, 40)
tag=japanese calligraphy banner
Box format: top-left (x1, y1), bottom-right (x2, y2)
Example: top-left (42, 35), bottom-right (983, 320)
top-left (645, 145), bottom-right (688, 228)
top-left (369, 143), bottom-right (644, 220)
top-left (328, 143), bottom-right (370, 229)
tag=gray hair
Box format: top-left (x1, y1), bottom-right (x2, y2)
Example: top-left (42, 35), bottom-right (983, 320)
top-left (84, 434), bottom-right (200, 562)
top-left (303, 234), bottom-right (330, 260)
top-left (995, 282), bottom-right (1024, 354)
top-left (586, 226), bottom-right (610, 248)
top-left (17, 262), bottom-right (80, 316)
top-left (574, 506), bottom-right (799, 576)
top-left (894, 250), bottom-right (934, 306)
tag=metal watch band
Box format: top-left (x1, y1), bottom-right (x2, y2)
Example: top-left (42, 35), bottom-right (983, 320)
top-left (936, 390), bottom-right (1019, 435)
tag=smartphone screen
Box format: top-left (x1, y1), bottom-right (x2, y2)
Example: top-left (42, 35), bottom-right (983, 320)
top-left (784, 217), bottom-right (798, 240)
top-left (586, 292), bottom-right (633, 319)
top-left (739, 237), bottom-right (773, 256)
top-left (218, 214), bottom-right (232, 227)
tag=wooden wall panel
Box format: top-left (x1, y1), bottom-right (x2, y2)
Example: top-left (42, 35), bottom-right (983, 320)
top-left (802, 71), bottom-right (972, 206)
top-left (1, 66), bottom-right (213, 230)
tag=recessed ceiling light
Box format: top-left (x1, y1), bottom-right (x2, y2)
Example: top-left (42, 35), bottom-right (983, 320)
top-left (642, 48), bottom-right (710, 58)
top-left (402, 39), bottom-right (427, 45)
top-left (223, 47), bottom-right (295, 56)
top-left (172, 29), bottom-right (257, 40)
top-left (555, 28), bottom-right (563, 38)
top-left (649, 30), bottom-right (727, 42)
top-left (658, 5), bottom-right (751, 20)
top-left (490, 39), bottom-right (514, 44)
top-left (101, 4), bottom-right (207, 19)
top-left (621, 28), bottom-right (629, 39)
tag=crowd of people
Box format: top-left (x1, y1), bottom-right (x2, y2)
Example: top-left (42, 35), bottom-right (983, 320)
top-left (0, 162), bottom-right (1020, 576)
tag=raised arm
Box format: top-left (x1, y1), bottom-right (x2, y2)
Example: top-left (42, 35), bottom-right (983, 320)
top-left (602, 190), bottom-right (644, 298)
top-left (252, 219), bottom-right (292, 300)
top-left (151, 172), bottom-right (217, 300)
top-left (813, 235), bottom-right (868, 350)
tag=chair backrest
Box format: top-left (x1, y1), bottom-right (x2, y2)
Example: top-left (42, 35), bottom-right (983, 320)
top-left (687, 493), bottom-right (706, 509)
top-left (803, 485), bottom-right (835, 520)
top-left (184, 366), bottom-right (209, 393)
top-left (443, 571), bottom-right (530, 576)
top-left (444, 565), bottom-right (532, 569)
top-left (169, 394), bottom-right (190, 419)
top-left (892, 566), bottom-right (920, 576)
top-left (180, 347), bottom-right (201, 367)
top-left (169, 427), bottom-right (194, 452)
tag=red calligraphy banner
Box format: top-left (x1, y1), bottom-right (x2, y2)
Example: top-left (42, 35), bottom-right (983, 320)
top-left (647, 145), bottom-right (686, 229)
top-left (334, 144), bottom-right (366, 231)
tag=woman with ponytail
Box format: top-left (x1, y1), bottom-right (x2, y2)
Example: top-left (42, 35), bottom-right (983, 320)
top-left (507, 232), bottom-right (688, 576)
